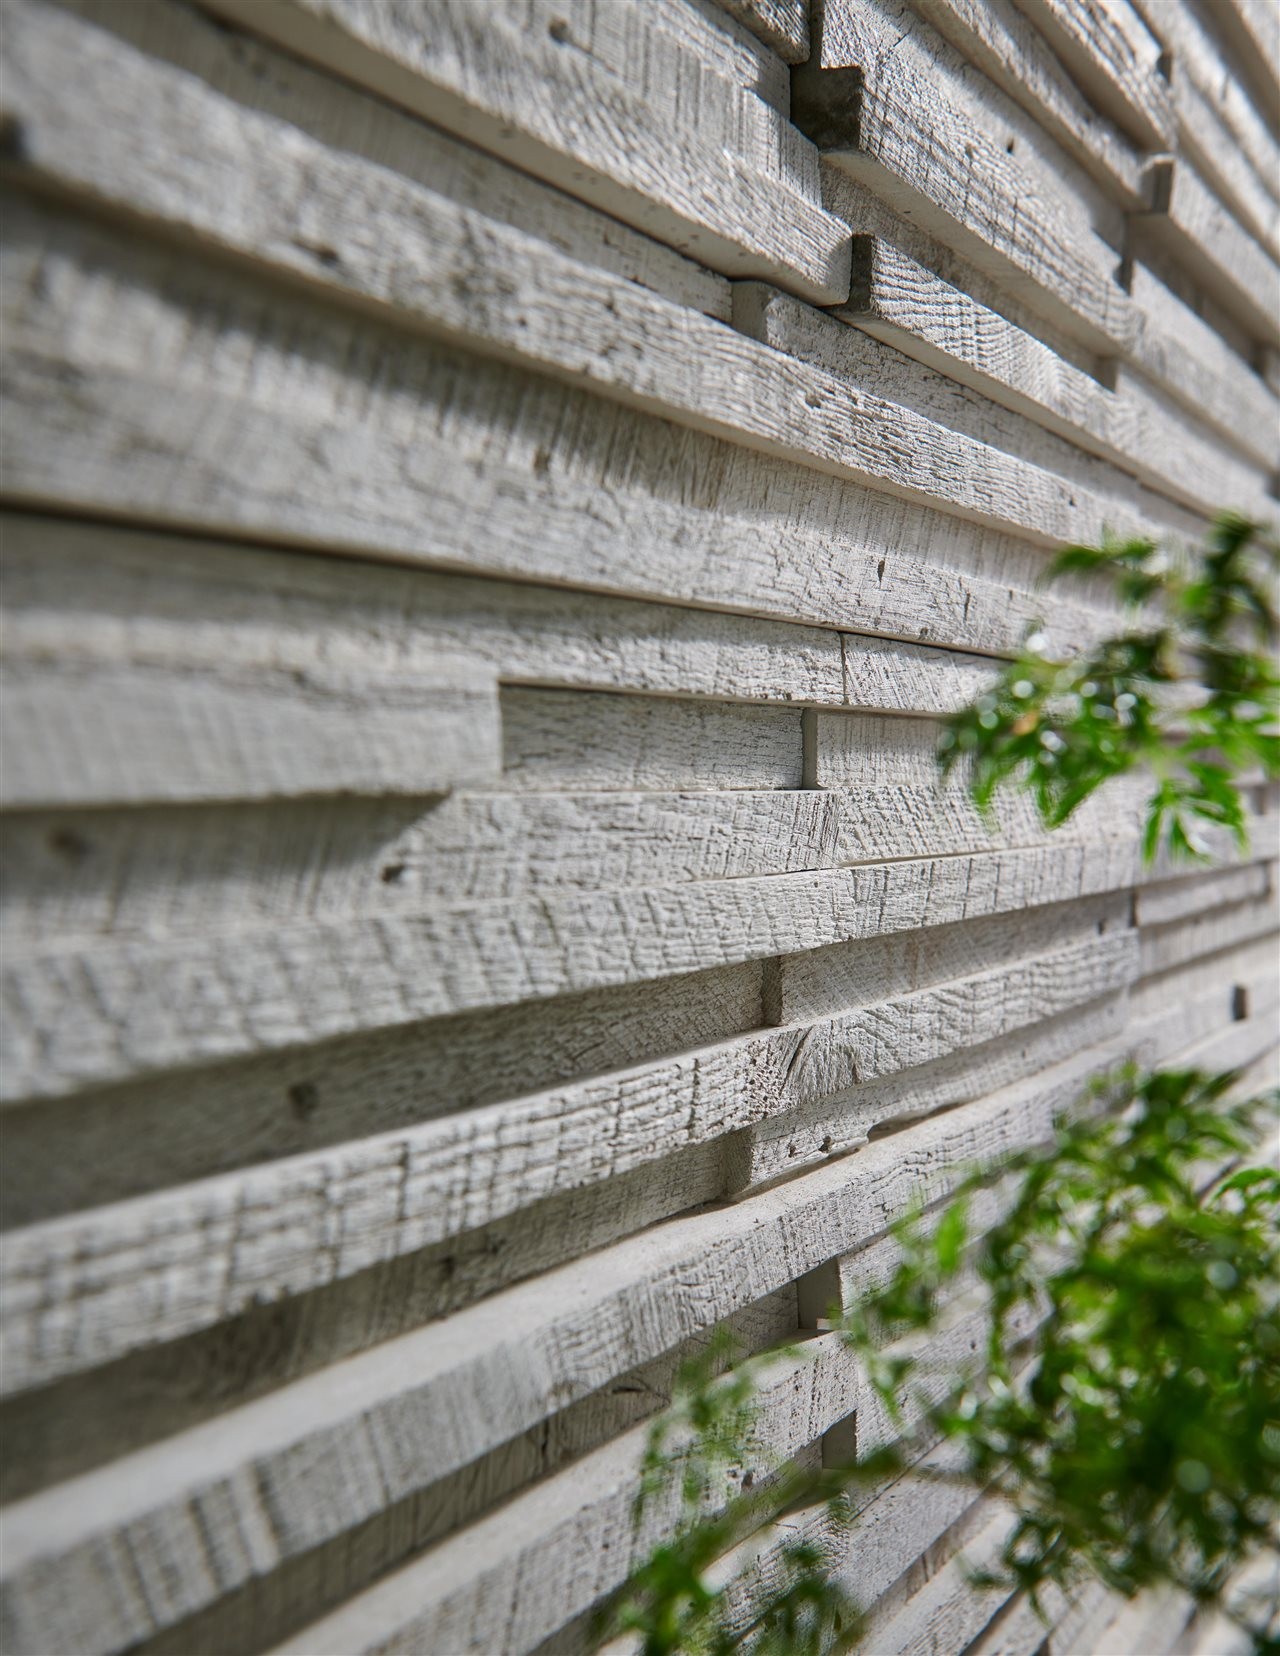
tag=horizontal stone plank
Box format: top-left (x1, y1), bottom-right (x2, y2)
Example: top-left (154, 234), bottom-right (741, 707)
top-left (0, 834), bottom-right (1187, 1102)
top-left (734, 283), bottom-right (1208, 541)
top-left (5, 799), bottom-right (1266, 1105)
top-left (795, 1), bottom-right (1141, 354)
top-left (0, 659), bottom-right (500, 808)
top-left (840, 238), bottom-right (1275, 507)
top-left (1165, 1005), bottom-right (1280, 1081)
top-left (0, 678), bottom-right (805, 836)
top-left (4, 777), bottom-right (1144, 916)
top-left (1124, 953), bottom-right (1280, 1080)
top-left (7, 1007), bottom-right (1265, 1652)
top-left (1010, 0), bottom-right (1173, 150)
top-left (0, 953), bottom-right (765, 1227)
top-left (608, 1324), bottom-right (1043, 1656)
top-left (492, 687), bottom-right (804, 794)
top-left (10, 742), bottom-right (1096, 917)
top-left (191, 0), bottom-right (850, 300)
top-left (1149, 0), bottom-right (1280, 245)
top-left (704, 1455), bottom-right (992, 1656)
top-left (1138, 895), bottom-right (1279, 977)
top-left (1131, 927), bottom-right (1278, 1009)
top-left (1135, 160), bottom-right (1280, 349)
top-left (1126, 262), bottom-right (1280, 469)
top-left (1135, 861), bottom-right (1275, 927)
top-left (708, 0), bottom-right (809, 62)
top-left (0, 0), bottom-right (732, 321)
top-left (1197, 0), bottom-right (1280, 127)
top-left (0, 1045), bottom-right (1124, 1655)
top-left (765, 889), bottom-right (1132, 1021)
top-left (733, 998), bottom-right (1129, 1191)
top-left (868, 1509), bottom-right (1019, 1656)
top-left (0, 515), bottom-right (859, 713)
top-left (908, 0), bottom-right (1145, 204)
top-left (1086, 1586), bottom-right (1196, 1656)
top-left (1170, 69), bottom-right (1280, 262)
top-left (0, 219), bottom-right (1114, 658)
top-left (0, 1329), bottom-right (857, 1656)
top-left (0, 185), bottom-right (1181, 559)
top-left (266, 1341), bottom-right (856, 1656)
top-left (0, 1145), bottom-right (731, 1504)
top-left (0, 931), bottom-right (1137, 1392)
top-left (748, 919), bottom-right (1280, 1198)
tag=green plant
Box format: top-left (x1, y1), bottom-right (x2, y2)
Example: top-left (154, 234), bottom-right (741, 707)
top-left (846, 1070), bottom-right (1280, 1625)
top-left (615, 1332), bottom-right (860, 1654)
top-left (939, 512), bottom-right (1279, 859)
top-left (612, 516), bottom-right (1280, 1654)
top-left (615, 1071), bottom-right (1280, 1655)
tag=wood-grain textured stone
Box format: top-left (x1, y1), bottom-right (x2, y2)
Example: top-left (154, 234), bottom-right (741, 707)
top-left (1, 0), bottom-right (1276, 1650)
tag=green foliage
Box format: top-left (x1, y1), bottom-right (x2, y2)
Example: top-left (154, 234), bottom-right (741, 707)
top-left (615, 1073), bottom-right (1280, 1653)
top-left (615, 1332), bottom-right (861, 1656)
top-left (847, 1070), bottom-right (1280, 1625)
top-left (938, 513), bottom-right (1279, 860)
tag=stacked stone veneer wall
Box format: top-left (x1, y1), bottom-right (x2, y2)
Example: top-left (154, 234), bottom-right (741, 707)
top-left (0, 0), bottom-right (1277, 1650)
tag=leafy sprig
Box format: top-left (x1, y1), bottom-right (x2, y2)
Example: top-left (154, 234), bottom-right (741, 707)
top-left (615, 1072), bottom-right (1280, 1653)
top-left (845, 1070), bottom-right (1280, 1626)
top-left (938, 514), bottom-right (1279, 861)
top-left (616, 1331), bottom-right (860, 1655)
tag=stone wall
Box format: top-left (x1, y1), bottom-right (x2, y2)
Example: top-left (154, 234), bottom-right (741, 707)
top-left (0, 0), bottom-right (1277, 1650)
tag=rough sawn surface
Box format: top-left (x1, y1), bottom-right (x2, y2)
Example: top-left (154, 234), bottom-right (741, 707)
top-left (0, 0), bottom-right (1276, 1652)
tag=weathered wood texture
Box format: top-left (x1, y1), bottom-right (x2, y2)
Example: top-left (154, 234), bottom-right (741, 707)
top-left (0, 0), bottom-right (1276, 1651)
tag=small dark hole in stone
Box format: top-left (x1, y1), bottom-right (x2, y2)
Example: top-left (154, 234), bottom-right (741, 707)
top-left (48, 826), bottom-right (91, 862)
top-left (820, 1135), bottom-right (834, 1154)
top-left (0, 114), bottom-right (27, 163)
top-left (287, 1080), bottom-right (320, 1121)
top-left (742, 1471), bottom-right (755, 1490)
top-left (548, 17), bottom-right (570, 40)
top-left (1006, 138), bottom-right (1015, 153)
top-left (1231, 985), bottom-right (1250, 1022)
top-left (381, 863), bottom-right (407, 884)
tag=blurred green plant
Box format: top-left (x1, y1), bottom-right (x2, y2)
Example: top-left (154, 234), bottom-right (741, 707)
top-left (614, 1071), bottom-right (1280, 1655)
top-left (938, 512), bottom-right (1279, 860)
top-left (615, 1330), bottom-right (861, 1655)
top-left (612, 516), bottom-right (1280, 1655)
top-left (846, 1070), bottom-right (1280, 1623)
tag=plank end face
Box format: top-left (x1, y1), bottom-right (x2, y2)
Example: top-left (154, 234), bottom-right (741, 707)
top-left (790, 64), bottom-right (863, 151)
top-left (842, 233), bottom-right (879, 314)
top-left (1143, 157), bottom-right (1176, 214)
